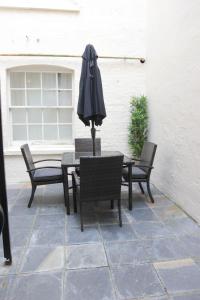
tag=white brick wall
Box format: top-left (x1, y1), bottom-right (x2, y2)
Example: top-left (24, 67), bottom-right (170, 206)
top-left (0, 0), bottom-right (146, 183)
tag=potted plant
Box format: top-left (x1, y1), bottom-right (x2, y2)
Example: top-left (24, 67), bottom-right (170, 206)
top-left (128, 95), bottom-right (148, 158)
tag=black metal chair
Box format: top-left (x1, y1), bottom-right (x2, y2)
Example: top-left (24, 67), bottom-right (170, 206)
top-left (72, 155), bottom-right (124, 231)
top-left (0, 204), bottom-right (4, 235)
top-left (122, 141), bottom-right (157, 203)
top-left (21, 144), bottom-right (64, 208)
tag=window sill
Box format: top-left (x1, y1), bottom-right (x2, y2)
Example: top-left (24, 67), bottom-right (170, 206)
top-left (4, 144), bottom-right (75, 156)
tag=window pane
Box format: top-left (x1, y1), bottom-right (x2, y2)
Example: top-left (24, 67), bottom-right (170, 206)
top-left (43, 109), bottom-right (57, 123)
top-left (13, 125), bottom-right (27, 140)
top-left (26, 73), bottom-right (41, 88)
top-left (43, 91), bottom-right (57, 106)
top-left (11, 90), bottom-right (25, 106)
top-left (27, 90), bottom-right (41, 106)
top-left (59, 125), bottom-right (72, 141)
top-left (10, 72), bottom-right (25, 88)
top-left (58, 91), bottom-right (72, 106)
top-left (42, 73), bottom-right (56, 89)
top-left (58, 73), bottom-right (72, 89)
top-left (29, 125), bottom-right (42, 140)
top-left (58, 109), bottom-right (72, 123)
top-left (28, 109), bottom-right (42, 123)
top-left (12, 108), bottom-right (26, 123)
top-left (44, 125), bottom-right (57, 140)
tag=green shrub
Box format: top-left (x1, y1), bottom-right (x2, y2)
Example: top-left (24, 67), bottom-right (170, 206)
top-left (128, 95), bottom-right (148, 158)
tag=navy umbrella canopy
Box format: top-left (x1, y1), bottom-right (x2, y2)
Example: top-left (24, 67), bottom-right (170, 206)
top-left (77, 44), bottom-right (106, 155)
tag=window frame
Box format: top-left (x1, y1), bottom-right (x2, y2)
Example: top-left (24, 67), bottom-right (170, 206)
top-left (8, 69), bottom-right (74, 146)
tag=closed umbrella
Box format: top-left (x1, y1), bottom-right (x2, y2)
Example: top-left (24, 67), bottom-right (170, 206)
top-left (77, 44), bottom-right (106, 155)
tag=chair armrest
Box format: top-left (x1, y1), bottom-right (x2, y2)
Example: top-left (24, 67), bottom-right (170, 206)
top-left (34, 159), bottom-right (61, 163)
top-left (135, 165), bottom-right (154, 169)
top-left (72, 171), bottom-right (80, 186)
top-left (27, 166), bottom-right (61, 173)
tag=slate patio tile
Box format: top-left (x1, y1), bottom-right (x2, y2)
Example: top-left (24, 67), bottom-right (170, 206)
top-left (38, 204), bottom-right (65, 215)
top-left (64, 267), bottom-right (115, 300)
top-left (34, 214), bottom-right (65, 228)
top-left (133, 221), bottom-right (174, 239)
top-left (7, 272), bottom-right (62, 300)
top-left (127, 208), bottom-right (159, 222)
top-left (147, 195), bottom-right (173, 208)
top-left (0, 247), bottom-right (24, 275)
top-left (152, 205), bottom-right (187, 221)
top-left (105, 240), bottom-right (148, 265)
top-left (154, 259), bottom-right (200, 294)
top-left (0, 275), bottom-right (14, 300)
top-left (172, 294), bottom-right (200, 300)
top-left (143, 238), bottom-right (189, 262)
top-left (165, 218), bottom-right (200, 237)
top-left (180, 234), bottom-right (200, 258)
top-left (66, 243), bottom-right (107, 269)
top-left (96, 210), bottom-right (129, 224)
top-left (111, 264), bottom-right (165, 299)
top-left (66, 212), bottom-right (98, 228)
top-left (9, 204), bottom-right (38, 216)
top-left (100, 224), bottom-right (137, 242)
top-left (66, 226), bottom-right (101, 245)
top-left (9, 228), bottom-right (31, 248)
top-left (9, 215), bottom-right (35, 230)
top-left (29, 226), bottom-right (65, 247)
top-left (19, 246), bottom-right (65, 273)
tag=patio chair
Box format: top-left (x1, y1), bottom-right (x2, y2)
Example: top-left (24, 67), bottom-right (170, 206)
top-left (21, 144), bottom-right (64, 208)
top-left (122, 141), bottom-right (157, 204)
top-left (0, 204), bottom-right (4, 235)
top-left (72, 155), bottom-right (124, 231)
top-left (74, 138), bottom-right (101, 176)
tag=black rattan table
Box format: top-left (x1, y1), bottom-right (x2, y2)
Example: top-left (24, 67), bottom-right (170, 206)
top-left (61, 151), bottom-right (133, 214)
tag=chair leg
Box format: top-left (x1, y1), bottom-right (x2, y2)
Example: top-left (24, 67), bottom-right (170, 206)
top-left (110, 200), bottom-right (114, 209)
top-left (138, 182), bottom-right (145, 194)
top-left (28, 184), bottom-right (36, 208)
top-left (80, 202), bottom-right (84, 232)
top-left (72, 176), bottom-right (77, 213)
top-left (147, 181), bottom-right (154, 203)
top-left (118, 199), bottom-right (122, 227)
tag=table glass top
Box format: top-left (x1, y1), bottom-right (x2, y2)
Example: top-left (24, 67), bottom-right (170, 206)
top-left (61, 151), bottom-right (132, 167)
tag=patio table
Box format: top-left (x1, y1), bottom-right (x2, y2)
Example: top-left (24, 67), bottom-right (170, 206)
top-left (61, 151), bottom-right (134, 214)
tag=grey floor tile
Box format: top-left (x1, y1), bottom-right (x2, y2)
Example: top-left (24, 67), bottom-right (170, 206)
top-left (7, 272), bottom-right (62, 300)
top-left (19, 246), bottom-right (64, 273)
top-left (128, 208), bottom-right (159, 222)
top-left (0, 247), bottom-right (24, 275)
top-left (0, 275), bottom-right (14, 300)
top-left (66, 212), bottom-right (97, 228)
top-left (9, 215), bottom-right (35, 230)
top-left (96, 210), bottom-right (129, 224)
top-left (133, 221), bottom-right (174, 239)
top-left (29, 226), bottom-right (65, 246)
top-left (100, 224), bottom-right (137, 242)
top-left (154, 259), bottom-right (200, 294)
top-left (165, 218), bottom-right (200, 237)
top-left (66, 226), bottom-right (101, 245)
top-left (38, 204), bottom-right (65, 215)
top-left (9, 204), bottom-right (38, 216)
top-left (152, 205), bottom-right (187, 221)
top-left (180, 234), bottom-right (200, 258)
top-left (105, 240), bottom-right (148, 265)
top-left (111, 264), bottom-right (165, 299)
top-left (64, 267), bottom-right (115, 300)
top-left (66, 243), bottom-right (107, 269)
top-left (143, 238), bottom-right (190, 262)
top-left (34, 214), bottom-right (65, 228)
top-left (10, 228), bottom-right (31, 248)
top-left (172, 294), bottom-right (200, 300)
top-left (147, 195), bottom-right (173, 208)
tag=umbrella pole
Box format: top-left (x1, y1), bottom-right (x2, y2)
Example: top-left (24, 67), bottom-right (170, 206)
top-left (91, 120), bottom-right (96, 156)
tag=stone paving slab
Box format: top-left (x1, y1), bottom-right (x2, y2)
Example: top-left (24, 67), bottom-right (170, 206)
top-left (64, 267), bottom-right (116, 300)
top-left (100, 224), bottom-right (138, 242)
top-left (66, 226), bottom-right (101, 244)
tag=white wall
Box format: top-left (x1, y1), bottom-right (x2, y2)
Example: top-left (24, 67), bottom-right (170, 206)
top-left (0, 0), bottom-right (146, 183)
top-left (146, 0), bottom-right (200, 223)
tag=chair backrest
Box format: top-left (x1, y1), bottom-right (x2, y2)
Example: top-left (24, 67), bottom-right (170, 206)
top-left (138, 141), bottom-right (157, 174)
top-left (20, 144), bottom-right (35, 176)
top-left (80, 155), bottom-right (124, 202)
top-left (75, 138), bottom-right (101, 153)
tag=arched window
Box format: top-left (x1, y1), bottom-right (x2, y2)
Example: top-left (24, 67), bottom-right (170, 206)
top-left (8, 65), bottom-right (73, 145)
